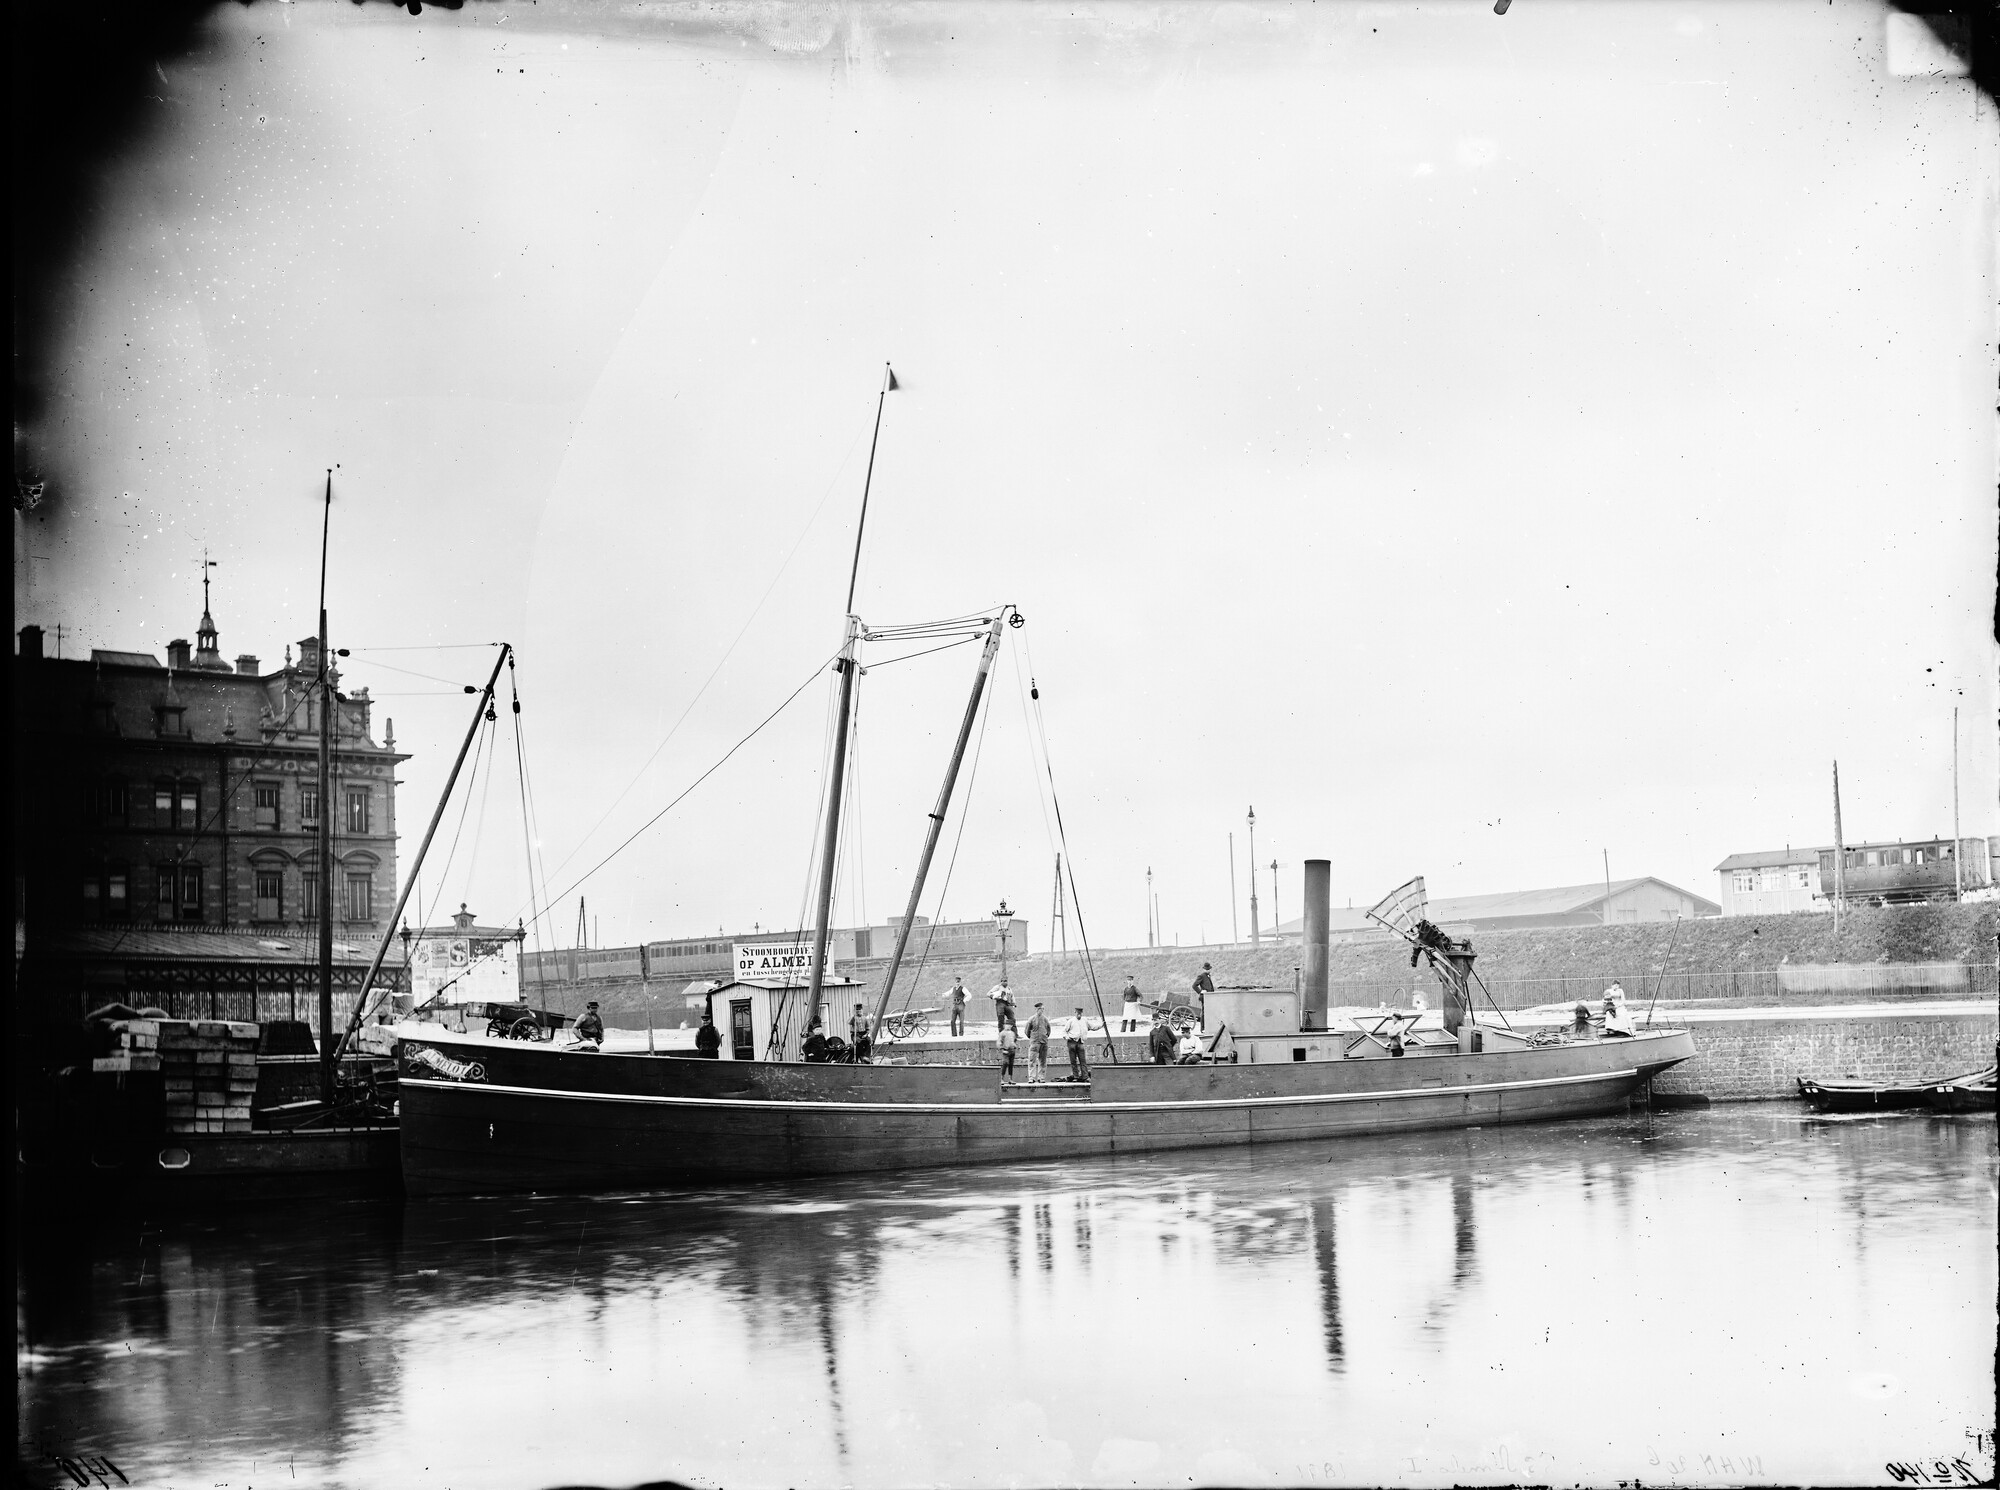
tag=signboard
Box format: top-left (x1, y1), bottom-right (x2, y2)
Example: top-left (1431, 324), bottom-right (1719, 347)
top-left (732, 940), bottom-right (824, 982)
top-left (410, 933), bottom-right (520, 1007)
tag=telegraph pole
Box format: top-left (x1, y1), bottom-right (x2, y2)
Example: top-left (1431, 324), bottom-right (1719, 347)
top-left (1952, 707), bottom-right (1963, 899)
top-left (1270, 859), bottom-right (1281, 940)
top-left (1146, 866), bottom-right (1155, 947)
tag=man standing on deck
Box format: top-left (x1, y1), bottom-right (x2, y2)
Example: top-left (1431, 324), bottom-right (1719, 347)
top-left (949, 976), bottom-right (969, 1037)
top-left (997, 1019), bottom-right (1018, 1080)
top-left (695, 1011), bottom-right (722, 1058)
top-left (1120, 976), bottom-right (1142, 1032)
top-left (1192, 963), bottom-right (1216, 1025)
top-left (1025, 1002), bottom-right (1051, 1082)
top-left (1148, 1013), bottom-right (1176, 1065)
top-left (849, 1002), bottom-right (873, 1063)
top-left (1064, 1006), bottom-right (1091, 1081)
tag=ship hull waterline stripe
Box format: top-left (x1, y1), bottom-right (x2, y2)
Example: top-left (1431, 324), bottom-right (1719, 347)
top-left (399, 1065), bottom-right (1644, 1115)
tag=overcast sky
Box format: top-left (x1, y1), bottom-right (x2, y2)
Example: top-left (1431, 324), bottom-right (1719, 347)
top-left (15, 0), bottom-right (1994, 953)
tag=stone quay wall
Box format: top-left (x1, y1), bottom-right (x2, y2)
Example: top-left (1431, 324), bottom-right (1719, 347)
top-left (1648, 1004), bottom-right (1997, 1101)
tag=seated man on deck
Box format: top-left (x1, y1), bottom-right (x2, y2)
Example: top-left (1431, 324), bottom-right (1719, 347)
top-left (1176, 1027), bottom-right (1205, 1064)
top-left (571, 1002), bottom-right (604, 1048)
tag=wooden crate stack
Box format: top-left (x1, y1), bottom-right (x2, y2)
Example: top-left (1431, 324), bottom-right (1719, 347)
top-left (159, 1019), bottom-right (261, 1135)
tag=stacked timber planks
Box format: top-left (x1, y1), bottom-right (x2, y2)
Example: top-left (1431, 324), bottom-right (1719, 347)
top-left (92, 1018), bottom-right (163, 1074)
top-left (158, 1019), bottom-right (261, 1135)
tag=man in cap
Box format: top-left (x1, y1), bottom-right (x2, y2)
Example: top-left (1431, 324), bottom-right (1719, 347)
top-left (949, 975), bottom-right (969, 1037)
top-left (574, 1001), bottom-right (605, 1045)
top-left (1063, 1005), bottom-right (1091, 1081)
top-left (849, 1002), bottom-right (873, 1063)
top-left (988, 974), bottom-right (1017, 1032)
top-left (1148, 1011), bottom-right (1177, 1065)
top-left (1025, 1001), bottom-right (1052, 1082)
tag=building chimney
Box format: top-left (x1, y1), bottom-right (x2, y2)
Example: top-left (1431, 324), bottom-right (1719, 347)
top-left (1302, 858), bottom-right (1330, 1031)
top-left (297, 636), bottom-right (321, 675)
top-left (235, 654), bottom-right (260, 675)
top-left (18, 625), bottom-right (43, 660)
top-left (166, 638), bottom-right (192, 670)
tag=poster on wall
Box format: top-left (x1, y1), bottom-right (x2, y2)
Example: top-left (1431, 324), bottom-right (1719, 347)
top-left (411, 934), bottom-right (521, 1007)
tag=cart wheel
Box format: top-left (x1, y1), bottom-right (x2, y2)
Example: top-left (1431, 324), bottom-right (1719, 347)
top-left (485, 1019), bottom-right (511, 1039)
top-left (509, 1020), bottom-right (539, 1041)
top-left (912, 1016), bottom-right (931, 1039)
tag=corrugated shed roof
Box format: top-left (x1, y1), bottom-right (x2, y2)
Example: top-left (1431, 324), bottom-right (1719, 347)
top-left (37, 927), bottom-right (386, 964)
top-left (90, 649), bottom-right (163, 668)
top-left (1713, 847), bottom-right (1827, 872)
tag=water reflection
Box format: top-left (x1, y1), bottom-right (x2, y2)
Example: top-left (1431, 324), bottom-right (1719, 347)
top-left (17, 1110), bottom-right (1996, 1489)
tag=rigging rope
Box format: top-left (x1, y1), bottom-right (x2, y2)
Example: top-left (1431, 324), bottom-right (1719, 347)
top-left (523, 647), bottom-right (843, 940)
top-left (896, 645), bottom-right (1000, 1018)
top-left (508, 656), bottom-right (551, 1013)
top-left (533, 429), bottom-right (867, 894)
top-left (1017, 635), bottom-right (1117, 1060)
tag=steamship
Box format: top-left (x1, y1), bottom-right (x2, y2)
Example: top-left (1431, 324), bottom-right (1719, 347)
top-left (394, 369), bottom-right (1697, 1195)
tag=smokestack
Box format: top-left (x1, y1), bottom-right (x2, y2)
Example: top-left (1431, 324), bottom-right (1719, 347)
top-left (18, 625), bottom-right (43, 660)
top-left (1303, 858), bottom-right (1330, 1031)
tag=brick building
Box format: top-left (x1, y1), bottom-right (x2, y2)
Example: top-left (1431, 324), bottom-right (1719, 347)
top-left (12, 601), bottom-right (407, 947)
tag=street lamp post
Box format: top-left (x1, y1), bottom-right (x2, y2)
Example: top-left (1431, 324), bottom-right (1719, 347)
top-left (992, 899), bottom-right (1014, 986)
top-left (1247, 806), bottom-right (1261, 946)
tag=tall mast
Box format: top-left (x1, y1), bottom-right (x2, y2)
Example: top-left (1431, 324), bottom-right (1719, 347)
top-left (1952, 707), bottom-right (1962, 899)
top-left (869, 616), bottom-right (1005, 1043)
top-left (1832, 760), bottom-right (1846, 936)
top-left (317, 470), bottom-right (336, 1107)
top-left (804, 363), bottom-right (895, 1052)
top-left (336, 646), bottom-right (513, 1058)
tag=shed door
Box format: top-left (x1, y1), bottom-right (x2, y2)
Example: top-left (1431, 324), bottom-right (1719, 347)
top-left (730, 998), bottom-right (755, 1061)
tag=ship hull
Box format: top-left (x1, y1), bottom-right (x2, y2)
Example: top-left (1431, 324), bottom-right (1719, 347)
top-left (396, 1028), bottom-right (1697, 1195)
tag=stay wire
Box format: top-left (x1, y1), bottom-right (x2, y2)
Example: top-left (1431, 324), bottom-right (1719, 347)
top-left (900, 646), bottom-right (999, 1018)
top-left (508, 657), bottom-right (550, 1012)
top-left (1025, 652), bottom-right (1117, 1060)
top-left (537, 425), bottom-right (868, 893)
top-left (528, 648), bottom-right (844, 936)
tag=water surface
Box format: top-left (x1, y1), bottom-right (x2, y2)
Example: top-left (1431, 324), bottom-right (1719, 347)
top-left (17, 1109), bottom-right (1996, 1488)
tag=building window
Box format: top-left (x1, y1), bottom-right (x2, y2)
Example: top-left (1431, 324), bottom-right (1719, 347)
top-left (157, 867), bottom-right (177, 920)
top-left (89, 780), bottom-right (130, 826)
top-left (1732, 871), bottom-right (1754, 894)
top-left (730, 998), bottom-right (755, 1060)
top-left (1794, 869), bottom-right (1812, 889)
top-left (254, 783), bottom-right (280, 830)
top-left (254, 869), bottom-right (283, 921)
top-left (345, 874), bottom-right (373, 922)
top-left (346, 789), bottom-right (370, 835)
top-left (88, 701), bottom-right (117, 733)
top-left (301, 785), bottom-right (320, 830)
top-left (82, 867), bottom-right (131, 921)
top-left (302, 872), bottom-right (320, 922)
top-left (179, 866), bottom-right (203, 921)
top-left (154, 706), bottom-right (186, 736)
top-left (178, 781), bottom-right (200, 829)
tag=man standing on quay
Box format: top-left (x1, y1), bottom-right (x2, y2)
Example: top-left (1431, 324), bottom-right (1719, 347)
top-left (949, 976), bottom-right (969, 1037)
top-left (1120, 976), bottom-right (1142, 1032)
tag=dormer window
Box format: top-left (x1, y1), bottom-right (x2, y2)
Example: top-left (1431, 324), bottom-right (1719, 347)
top-left (155, 706), bottom-right (186, 736)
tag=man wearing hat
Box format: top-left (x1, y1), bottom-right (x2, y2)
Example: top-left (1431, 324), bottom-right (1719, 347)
top-left (574, 1001), bottom-right (605, 1045)
top-left (1025, 1001), bottom-right (1052, 1083)
top-left (1119, 975), bottom-right (1142, 1032)
top-left (1062, 1005), bottom-right (1091, 1082)
top-left (1192, 962), bottom-right (1215, 1025)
